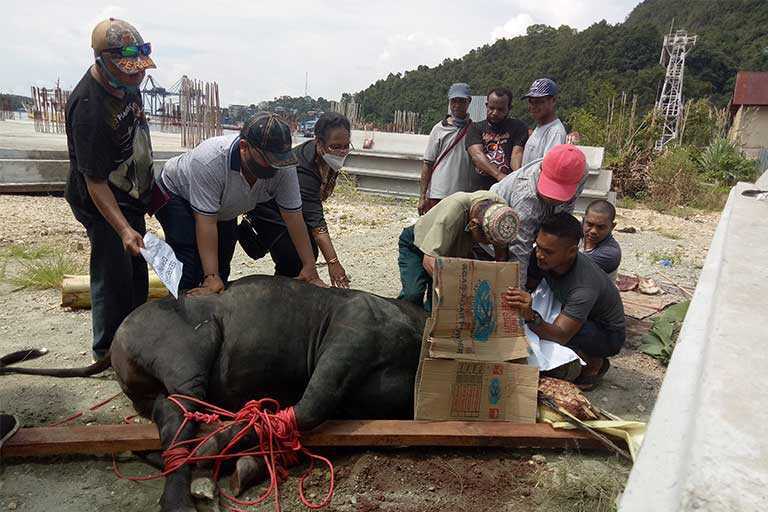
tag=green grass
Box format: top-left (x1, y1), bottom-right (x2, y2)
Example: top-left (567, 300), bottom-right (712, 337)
top-left (2, 247), bottom-right (85, 290)
top-left (0, 244), bottom-right (55, 260)
top-left (534, 455), bottom-right (630, 512)
top-left (615, 196), bottom-right (638, 209)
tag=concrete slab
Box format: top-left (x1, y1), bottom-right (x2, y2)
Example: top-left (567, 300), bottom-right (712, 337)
top-left (620, 182), bottom-right (768, 511)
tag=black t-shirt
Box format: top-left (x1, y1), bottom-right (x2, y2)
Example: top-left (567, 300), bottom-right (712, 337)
top-left (246, 140), bottom-right (326, 244)
top-left (465, 118), bottom-right (529, 191)
top-left (65, 70), bottom-right (154, 219)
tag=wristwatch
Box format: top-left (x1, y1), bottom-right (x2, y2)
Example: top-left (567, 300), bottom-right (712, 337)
top-left (525, 311), bottom-right (543, 327)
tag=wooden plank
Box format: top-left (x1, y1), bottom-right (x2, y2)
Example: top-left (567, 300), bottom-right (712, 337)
top-left (3, 420), bottom-right (609, 457)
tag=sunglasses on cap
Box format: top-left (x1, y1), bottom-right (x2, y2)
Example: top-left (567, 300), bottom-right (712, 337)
top-left (105, 42), bottom-right (152, 58)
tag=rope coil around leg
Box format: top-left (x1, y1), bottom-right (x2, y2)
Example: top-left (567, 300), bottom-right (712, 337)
top-left (113, 394), bottom-right (334, 511)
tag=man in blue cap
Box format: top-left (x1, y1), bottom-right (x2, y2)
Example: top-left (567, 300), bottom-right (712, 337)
top-left (521, 78), bottom-right (567, 167)
top-left (418, 83), bottom-right (475, 215)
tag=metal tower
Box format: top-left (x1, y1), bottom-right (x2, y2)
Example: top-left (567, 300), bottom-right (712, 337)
top-left (655, 29), bottom-right (697, 150)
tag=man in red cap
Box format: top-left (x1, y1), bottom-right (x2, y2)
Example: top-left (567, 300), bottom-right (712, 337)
top-left (490, 144), bottom-right (587, 285)
top-left (65, 18), bottom-right (156, 362)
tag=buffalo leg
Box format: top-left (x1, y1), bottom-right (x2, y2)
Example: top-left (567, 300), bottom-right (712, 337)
top-left (151, 365), bottom-right (210, 512)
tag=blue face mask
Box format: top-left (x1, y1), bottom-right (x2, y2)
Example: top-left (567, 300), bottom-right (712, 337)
top-left (96, 57), bottom-right (140, 95)
top-left (452, 116), bottom-right (468, 128)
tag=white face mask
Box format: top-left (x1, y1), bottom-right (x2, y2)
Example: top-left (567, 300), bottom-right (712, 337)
top-left (322, 153), bottom-right (345, 172)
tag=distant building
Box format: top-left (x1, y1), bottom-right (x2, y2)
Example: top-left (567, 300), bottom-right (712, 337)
top-left (729, 71), bottom-right (768, 160)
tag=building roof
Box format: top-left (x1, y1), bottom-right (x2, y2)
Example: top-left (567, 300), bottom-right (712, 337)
top-left (732, 71), bottom-right (768, 107)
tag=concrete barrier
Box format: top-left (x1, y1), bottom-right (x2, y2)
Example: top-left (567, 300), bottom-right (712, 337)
top-left (619, 180), bottom-right (768, 511)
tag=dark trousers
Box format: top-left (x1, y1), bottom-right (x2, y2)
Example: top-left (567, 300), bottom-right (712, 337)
top-left (397, 225), bottom-right (433, 313)
top-left (76, 210), bottom-right (148, 359)
top-left (242, 216), bottom-right (318, 277)
top-left (156, 193), bottom-right (238, 292)
top-left (567, 320), bottom-right (625, 358)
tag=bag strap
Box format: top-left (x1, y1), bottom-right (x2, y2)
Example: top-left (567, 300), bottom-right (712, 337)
top-left (431, 120), bottom-right (472, 174)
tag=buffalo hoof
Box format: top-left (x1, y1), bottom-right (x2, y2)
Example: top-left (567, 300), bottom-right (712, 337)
top-left (230, 456), bottom-right (267, 496)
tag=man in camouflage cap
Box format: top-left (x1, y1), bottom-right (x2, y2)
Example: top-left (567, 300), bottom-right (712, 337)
top-left (64, 18), bottom-right (156, 362)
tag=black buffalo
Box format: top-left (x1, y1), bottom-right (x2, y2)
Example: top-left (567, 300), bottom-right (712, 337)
top-left (2, 276), bottom-right (427, 511)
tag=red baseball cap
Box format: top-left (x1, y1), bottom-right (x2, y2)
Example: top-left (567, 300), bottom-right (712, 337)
top-left (537, 144), bottom-right (586, 202)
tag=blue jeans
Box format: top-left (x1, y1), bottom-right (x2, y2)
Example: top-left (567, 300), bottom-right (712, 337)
top-left (397, 225), bottom-right (433, 313)
top-left (156, 193), bottom-right (238, 292)
top-left (76, 211), bottom-right (148, 360)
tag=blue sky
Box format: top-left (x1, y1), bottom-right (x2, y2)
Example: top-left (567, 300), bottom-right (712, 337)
top-left (0, 0), bottom-right (639, 106)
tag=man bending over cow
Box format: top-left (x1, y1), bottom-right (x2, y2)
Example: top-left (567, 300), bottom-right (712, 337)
top-left (504, 212), bottom-right (626, 390)
top-left (398, 190), bottom-right (519, 312)
top-left (582, 199), bottom-right (621, 280)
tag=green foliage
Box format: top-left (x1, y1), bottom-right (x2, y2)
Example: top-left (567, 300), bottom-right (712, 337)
top-left (680, 98), bottom-right (726, 148)
top-left (640, 301), bottom-right (690, 365)
top-left (353, 0), bottom-right (768, 133)
top-left (648, 147), bottom-right (702, 209)
top-left (696, 137), bottom-right (759, 186)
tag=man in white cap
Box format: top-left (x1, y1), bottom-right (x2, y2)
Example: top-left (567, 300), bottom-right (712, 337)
top-left (521, 78), bottom-right (567, 167)
top-left (418, 83), bottom-right (475, 215)
top-left (65, 18), bottom-right (156, 362)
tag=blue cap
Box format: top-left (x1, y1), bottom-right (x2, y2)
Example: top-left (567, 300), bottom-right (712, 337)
top-left (522, 78), bottom-right (558, 99)
top-left (448, 83), bottom-right (471, 99)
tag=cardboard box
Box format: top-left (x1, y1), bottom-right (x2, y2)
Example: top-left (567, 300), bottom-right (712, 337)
top-left (415, 358), bottom-right (539, 423)
top-left (429, 257), bottom-right (529, 361)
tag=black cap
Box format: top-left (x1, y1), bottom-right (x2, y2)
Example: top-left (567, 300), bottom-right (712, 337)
top-left (240, 112), bottom-right (297, 168)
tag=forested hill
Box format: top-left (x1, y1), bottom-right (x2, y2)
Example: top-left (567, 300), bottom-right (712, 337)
top-left (353, 0), bottom-right (767, 133)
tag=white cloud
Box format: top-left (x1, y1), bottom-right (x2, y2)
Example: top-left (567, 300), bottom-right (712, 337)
top-left (491, 14), bottom-right (536, 41)
top-left (0, 0), bottom-right (639, 106)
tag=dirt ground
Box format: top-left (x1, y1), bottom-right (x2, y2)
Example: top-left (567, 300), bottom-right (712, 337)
top-left (0, 191), bottom-right (719, 511)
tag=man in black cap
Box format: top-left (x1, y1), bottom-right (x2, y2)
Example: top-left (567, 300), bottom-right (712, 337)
top-left (521, 78), bottom-right (567, 167)
top-left (156, 112), bottom-right (325, 294)
top-left (65, 18), bottom-right (157, 362)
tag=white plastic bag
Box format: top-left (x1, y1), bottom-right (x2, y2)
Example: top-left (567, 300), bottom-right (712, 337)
top-left (140, 233), bottom-right (183, 298)
top-left (525, 280), bottom-right (584, 371)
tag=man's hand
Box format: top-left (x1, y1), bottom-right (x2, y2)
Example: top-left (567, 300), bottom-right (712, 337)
top-left (297, 264), bottom-right (328, 287)
top-left (417, 197), bottom-right (429, 216)
top-left (503, 287), bottom-right (535, 320)
top-left (422, 254), bottom-right (436, 276)
top-left (187, 274), bottom-right (225, 296)
top-left (328, 261), bottom-right (350, 288)
top-left (120, 227), bottom-right (145, 256)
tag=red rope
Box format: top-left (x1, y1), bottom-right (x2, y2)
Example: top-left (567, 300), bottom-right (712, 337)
top-left (48, 391), bottom-right (124, 427)
top-left (113, 394), bottom-right (334, 511)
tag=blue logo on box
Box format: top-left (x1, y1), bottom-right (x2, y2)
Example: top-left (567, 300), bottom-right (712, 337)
top-left (489, 377), bottom-right (501, 405)
top-left (472, 280), bottom-right (496, 341)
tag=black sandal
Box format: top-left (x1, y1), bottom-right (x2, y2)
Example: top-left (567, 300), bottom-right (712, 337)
top-left (575, 359), bottom-right (610, 391)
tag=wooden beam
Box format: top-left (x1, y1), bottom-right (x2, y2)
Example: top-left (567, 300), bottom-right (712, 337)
top-left (3, 420), bottom-right (611, 458)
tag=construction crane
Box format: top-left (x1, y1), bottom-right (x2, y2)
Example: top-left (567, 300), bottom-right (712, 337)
top-left (140, 74), bottom-right (182, 117)
top-left (655, 28), bottom-right (697, 151)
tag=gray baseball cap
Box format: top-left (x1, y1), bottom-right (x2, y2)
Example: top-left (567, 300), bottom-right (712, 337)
top-left (448, 83), bottom-right (471, 99)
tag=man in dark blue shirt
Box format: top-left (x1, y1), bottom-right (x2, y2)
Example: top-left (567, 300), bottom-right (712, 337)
top-left (582, 199), bottom-right (621, 279)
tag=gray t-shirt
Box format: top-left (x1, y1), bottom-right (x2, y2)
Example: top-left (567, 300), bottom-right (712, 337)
top-left (522, 118), bottom-right (567, 167)
top-left (160, 133), bottom-right (302, 221)
top-left (424, 119), bottom-right (474, 199)
top-left (582, 234), bottom-right (621, 276)
top-left (544, 252), bottom-right (625, 332)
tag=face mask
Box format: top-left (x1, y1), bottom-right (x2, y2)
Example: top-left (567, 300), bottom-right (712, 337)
top-left (96, 57), bottom-right (140, 95)
top-left (322, 153), bottom-right (345, 172)
top-left (452, 116), bottom-right (468, 128)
